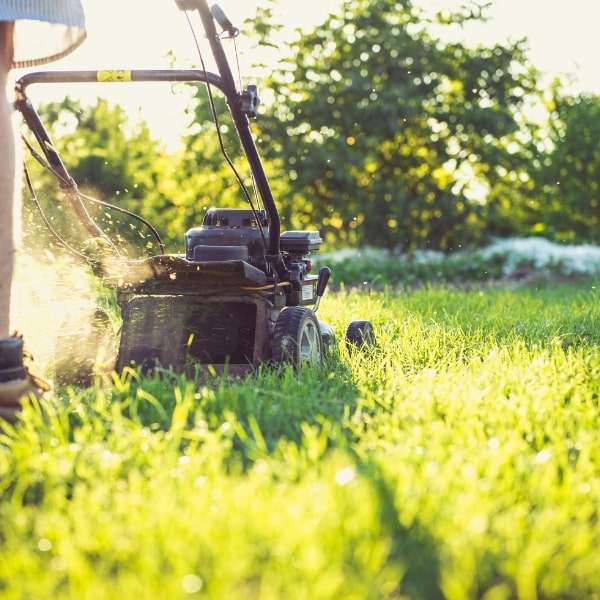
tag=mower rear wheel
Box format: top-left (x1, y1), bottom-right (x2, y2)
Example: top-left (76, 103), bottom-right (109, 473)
top-left (272, 306), bottom-right (323, 367)
top-left (346, 320), bottom-right (376, 347)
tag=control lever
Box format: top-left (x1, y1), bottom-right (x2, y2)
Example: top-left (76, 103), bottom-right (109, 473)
top-left (312, 266), bottom-right (331, 313)
top-left (210, 4), bottom-right (239, 37)
top-left (174, 0), bottom-right (239, 39)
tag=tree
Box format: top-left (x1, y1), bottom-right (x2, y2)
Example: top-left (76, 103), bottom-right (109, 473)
top-left (246, 0), bottom-right (541, 251)
top-left (21, 2), bottom-right (552, 257)
top-left (529, 88), bottom-right (600, 244)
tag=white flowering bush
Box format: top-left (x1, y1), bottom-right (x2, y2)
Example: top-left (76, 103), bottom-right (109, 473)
top-left (316, 237), bottom-right (600, 287)
top-left (477, 237), bottom-right (600, 276)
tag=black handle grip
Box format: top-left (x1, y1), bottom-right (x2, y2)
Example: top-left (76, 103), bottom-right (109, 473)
top-left (316, 266), bottom-right (331, 297)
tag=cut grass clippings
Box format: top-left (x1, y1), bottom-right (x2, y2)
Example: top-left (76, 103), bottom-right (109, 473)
top-left (2, 279), bottom-right (600, 598)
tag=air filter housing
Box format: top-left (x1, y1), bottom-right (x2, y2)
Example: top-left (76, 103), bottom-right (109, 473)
top-left (185, 208), bottom-right (268, 266)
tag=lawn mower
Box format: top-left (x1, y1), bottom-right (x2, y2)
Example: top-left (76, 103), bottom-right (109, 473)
top-left (14, 0), bottom-right (375, 381)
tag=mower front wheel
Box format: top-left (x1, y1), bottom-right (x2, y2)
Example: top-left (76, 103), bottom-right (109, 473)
top-left (346, 320), bottom-right (376, 347)
top-left (272, 306), bottom-right (323, 367)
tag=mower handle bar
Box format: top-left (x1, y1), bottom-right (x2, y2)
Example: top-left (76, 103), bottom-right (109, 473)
top-left (16, 0), bottom-right (286, 278)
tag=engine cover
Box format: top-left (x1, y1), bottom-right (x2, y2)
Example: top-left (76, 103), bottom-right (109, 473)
top-left (185, 208), bottom-right (268, 267)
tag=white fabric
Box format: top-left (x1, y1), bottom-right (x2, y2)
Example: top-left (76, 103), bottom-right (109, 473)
top-left (0, 0), bottom-right (86, 67)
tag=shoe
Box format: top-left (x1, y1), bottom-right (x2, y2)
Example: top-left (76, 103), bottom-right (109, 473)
top-left (0, 334), bottom-right (51, 425)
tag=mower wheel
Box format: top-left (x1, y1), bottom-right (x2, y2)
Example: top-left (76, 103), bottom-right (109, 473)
top-left (346, 320), bottom-right (376, 347)
top-left (272, 306), bottom-right (323, 366)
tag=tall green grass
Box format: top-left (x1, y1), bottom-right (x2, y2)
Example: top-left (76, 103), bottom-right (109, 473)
top-left (2, 280), bottom-right (600, 599)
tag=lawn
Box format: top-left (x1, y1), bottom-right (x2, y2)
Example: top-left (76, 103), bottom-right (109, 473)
top-left (2, 273), bottom-right (600, 599)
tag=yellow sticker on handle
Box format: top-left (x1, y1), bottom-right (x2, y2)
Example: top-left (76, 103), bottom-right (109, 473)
top-left (97, 70), bottom-right (132, 82)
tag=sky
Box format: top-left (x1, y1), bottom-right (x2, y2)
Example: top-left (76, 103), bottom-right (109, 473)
top-left (427, 0), bottom-right (600, 94)
top-left (14, 0), bottom-right (600, 144)
top-left (64, 0), bottom-right (600, 91)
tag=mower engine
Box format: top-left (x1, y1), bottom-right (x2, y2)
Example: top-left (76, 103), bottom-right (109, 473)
top-left (113, 208), bottom-right (332, 376)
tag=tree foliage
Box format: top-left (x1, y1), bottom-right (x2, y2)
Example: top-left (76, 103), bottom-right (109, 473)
top-left (174, 88), bottom-right (259, 230)
top-left (22, 1), bottom-right (600, 255)
top-left (529, 88), bottom-right (600, 244)
top-left (23, 97), bottom-right (183, 255)
top-left (250, 0), bottom-right (539, 250)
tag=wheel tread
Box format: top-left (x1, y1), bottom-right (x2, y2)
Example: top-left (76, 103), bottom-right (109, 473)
top-left (346, 320), bottom-right (375, 347)
top-left (272, 306), bottom-right (322, 365)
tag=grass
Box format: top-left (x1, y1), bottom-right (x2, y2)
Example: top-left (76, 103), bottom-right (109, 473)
top-left (3, 274), bottom-right (600, 598)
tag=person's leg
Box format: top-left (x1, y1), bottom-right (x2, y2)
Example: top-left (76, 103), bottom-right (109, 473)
top-left (0, 22), bottom-right (48, 425)
top-left (0, 21), bottom-right (15, 338)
